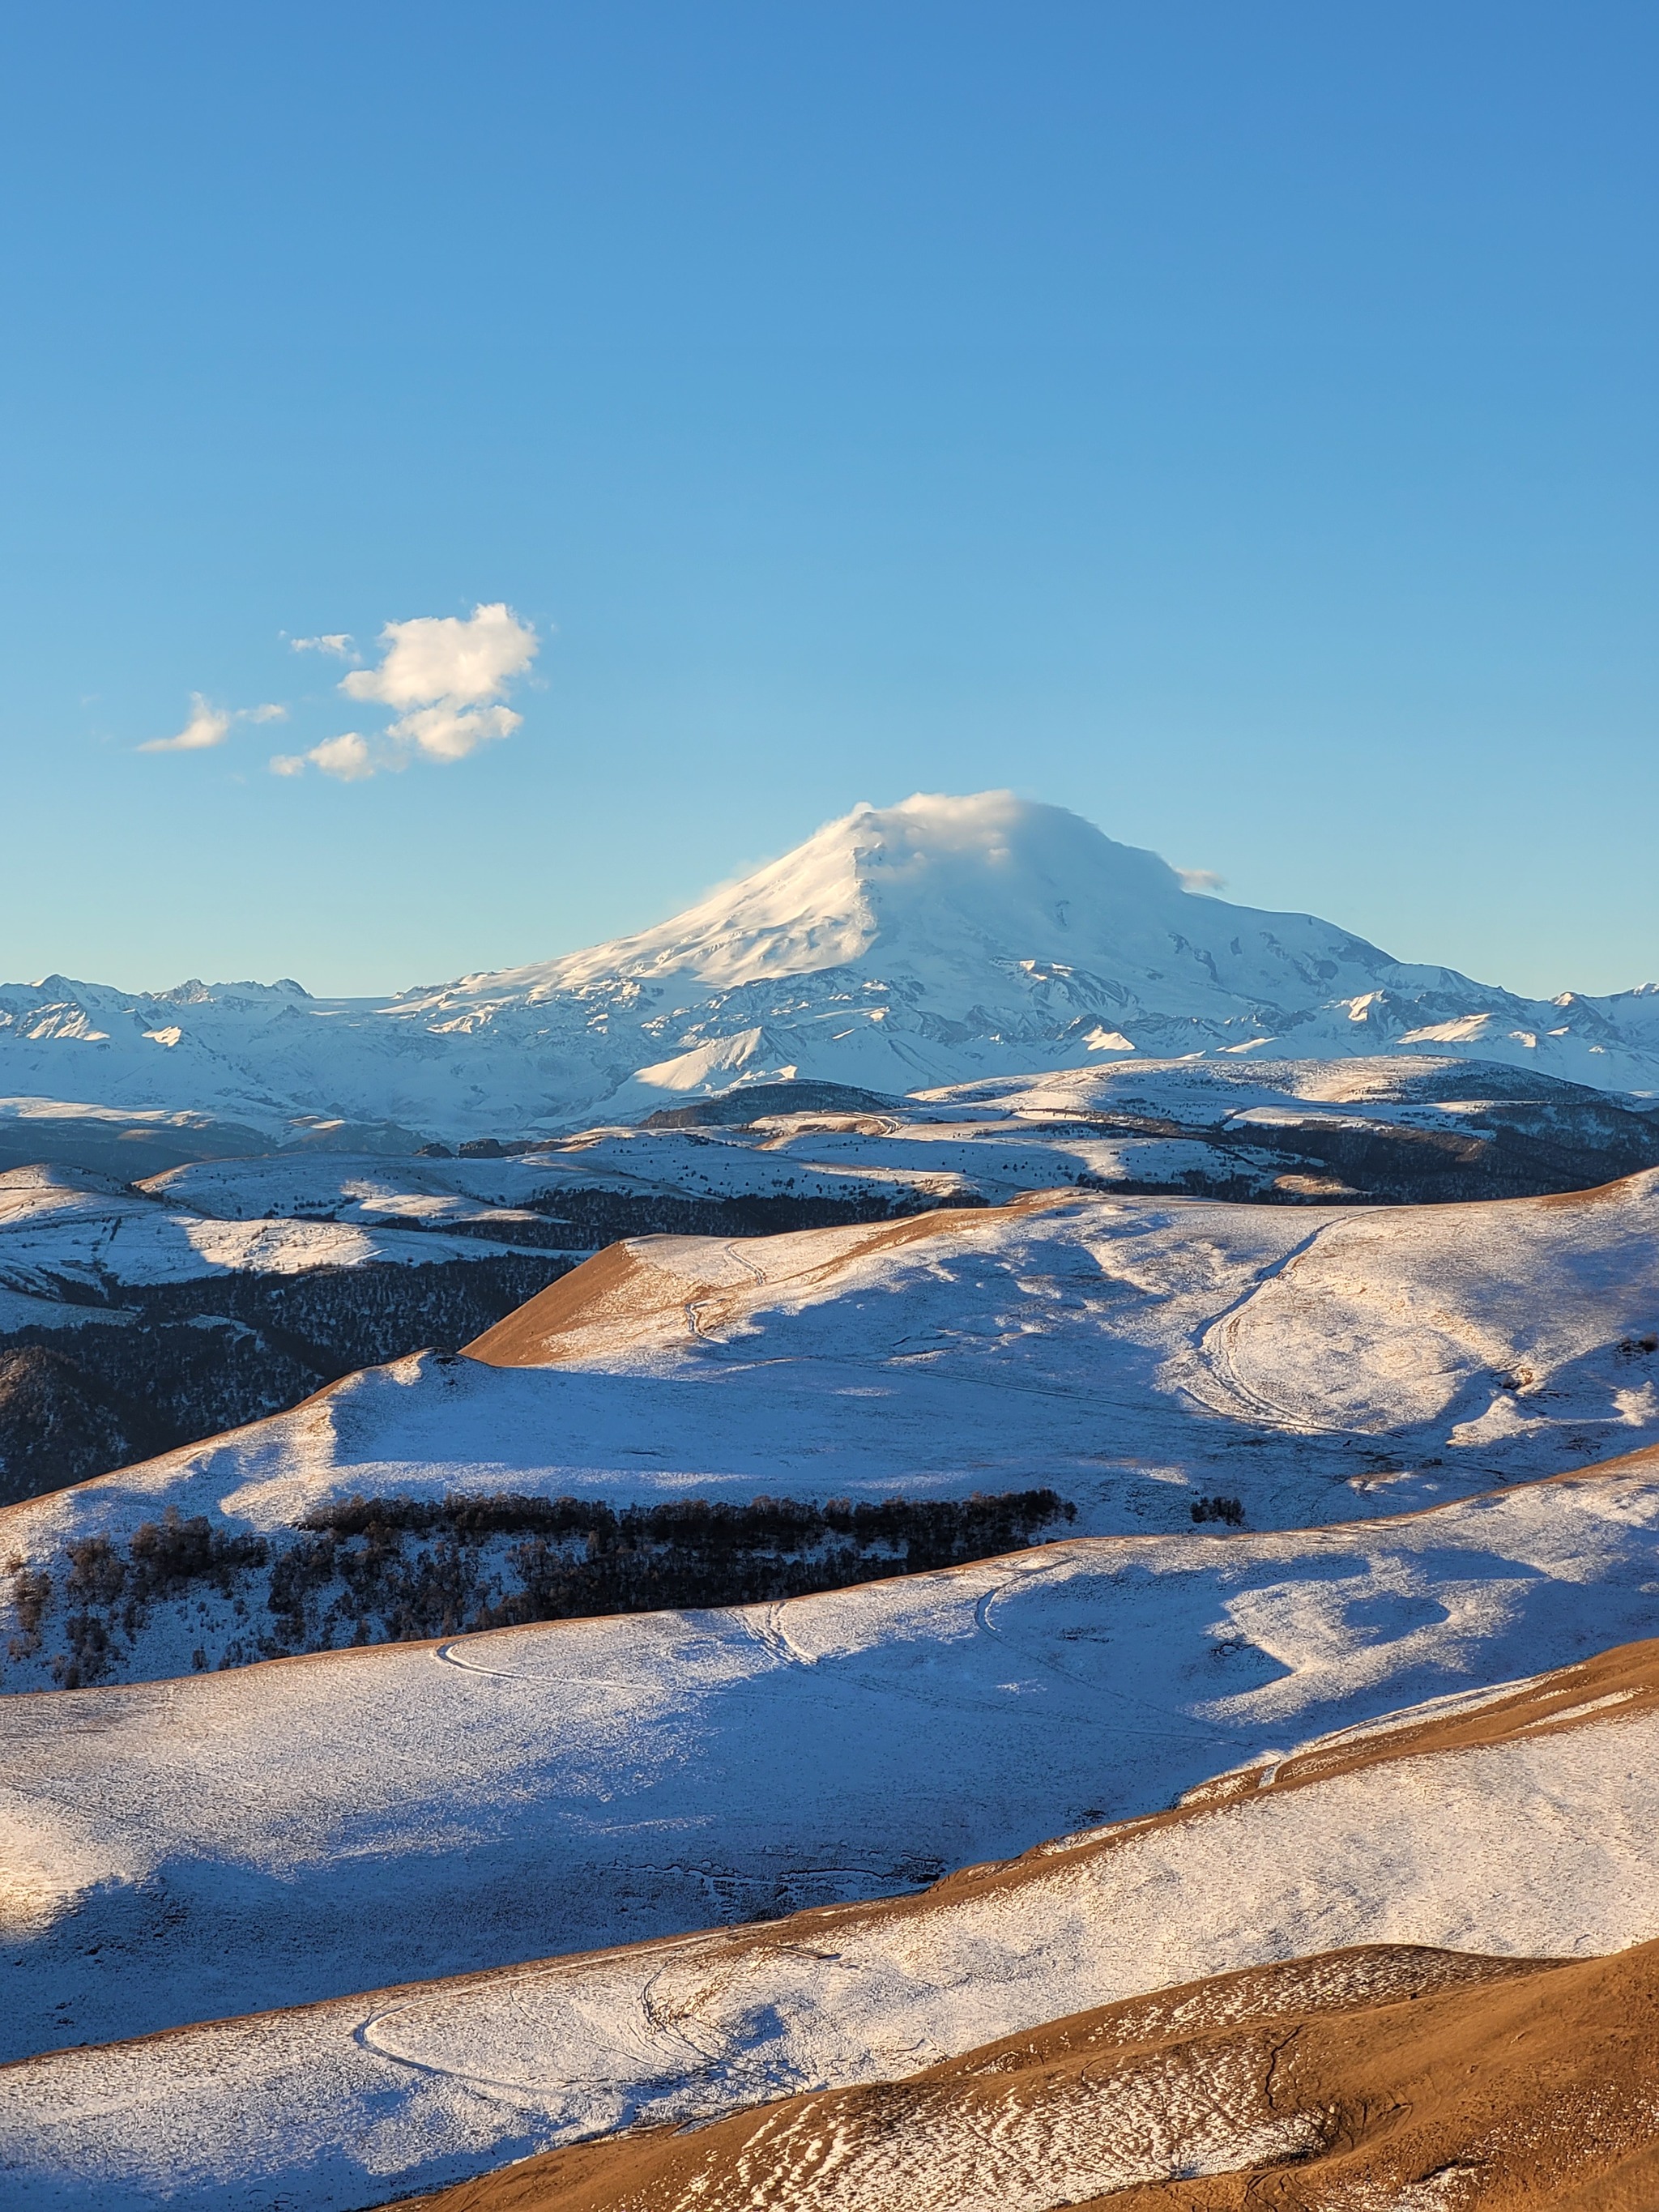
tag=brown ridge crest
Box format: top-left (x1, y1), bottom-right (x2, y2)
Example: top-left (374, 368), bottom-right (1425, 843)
top-left (463, 1191), bottom-right (1081, 1366)
top-left (387, 1934), bottom-right (1659, 2211)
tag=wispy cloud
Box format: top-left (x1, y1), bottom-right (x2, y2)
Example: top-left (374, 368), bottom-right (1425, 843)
top-left (271, 732), bottom-right (376, 782)
top-left (289, 633), bottom-right (357, 659)
top-left (273, 603), bottom-right (539, 781)
top-left (139, 696), bottom-right (288, 754)
top-left (1176, 867), bottom-right (1226, 894)
top-left (139, 695), bottom-right (232, 753)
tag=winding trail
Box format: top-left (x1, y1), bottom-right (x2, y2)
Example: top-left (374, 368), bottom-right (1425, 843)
top-left (431, 1640), bottom-right (638, 1694)
top-left (1188, 1221), bottom-right (1341, 1432)
top-left (684, 1242), bottom-right (768, 1343)
top-left (355, 1932), bottom-right (736, 2099)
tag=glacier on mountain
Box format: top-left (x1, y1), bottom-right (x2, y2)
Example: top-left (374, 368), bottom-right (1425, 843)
top-left (2, 791), bottom-right (1656, 1140)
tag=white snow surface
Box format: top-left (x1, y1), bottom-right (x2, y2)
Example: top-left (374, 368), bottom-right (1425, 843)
top-left (5, 1177), bottom-right (1658, 1694)
top-left (125, 1051), bottom-right (1639, 1224)
top-left (4, 1672), bottom-right (1657, 2210)
top-left (4, 794), bottom-right (1657, 1140)
top-left (3, 1467), bottom-right (1658, 2068)
top-left (0, 1050), bottom-right (1633, 1281)
top-left (140, 1132), bottom-right (966, 1223)
top-left (0, 1140), bottom-right (966, 1336)
top-left (0, 1163), bottom-right (551, 1299)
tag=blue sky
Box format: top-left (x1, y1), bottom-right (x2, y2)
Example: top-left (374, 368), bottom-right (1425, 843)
top-left (1, 2), bottom-right (1653, 997)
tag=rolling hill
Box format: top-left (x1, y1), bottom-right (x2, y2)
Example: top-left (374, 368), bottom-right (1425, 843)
top-left (6, 1632), bottom-right (1658, 2209)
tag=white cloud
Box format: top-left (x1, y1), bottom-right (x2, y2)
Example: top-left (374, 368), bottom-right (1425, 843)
top-left (1177, 867), bottom-right (1226, 894)
top-left (139, 694), bottom-right (232, 753)
top-left (269, 603), bottom-right (540, 781)
top-left (270, 733), bottom-right (378, 782)
top-left (386, 701), bottom-right (522, 762)
top-left (290, 633), bottom-right (356, 658)
top-left (342, 603), bottom-right (537, 714)
top-left (139, 697), bottom-right (289, 755)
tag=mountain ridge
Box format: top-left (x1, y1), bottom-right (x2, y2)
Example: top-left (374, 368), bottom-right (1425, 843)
top-left (4, 791), bottom-right (1657, 1138)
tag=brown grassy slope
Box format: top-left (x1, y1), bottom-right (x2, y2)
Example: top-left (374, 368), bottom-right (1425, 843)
top-left (463, 1242), bottom-right (659, 1365)
top-left (389, 1936), bottom-right (1659, 2211)
top-left (463, 1193), bottom-right (1073, 1366)
top-left (1096, 1934), bottom-right (1659, 2212)
top-left (378, 1640), bottom-right (1659, 2210)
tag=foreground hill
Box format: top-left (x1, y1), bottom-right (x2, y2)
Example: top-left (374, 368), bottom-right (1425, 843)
top-left (6, 1451), bottom-right (1657, 2061)
top-left (6, 1634), bottom-right (1658, 2210)
top-left (5, 792), bottom-right (1659, 1140)
top-left (394, 1937), bottom-right (1659, 2212)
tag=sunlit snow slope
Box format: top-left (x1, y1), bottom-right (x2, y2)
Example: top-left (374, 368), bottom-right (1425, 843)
top-left (7, 1635), bottom-right (1659, 2210)
top-left (5, 1175), bottom-right (1657, 1688)
top-left (3, 1455), bottom-right (1657, 2064)
top-left (4, 793), bottom-right (1657, 1140)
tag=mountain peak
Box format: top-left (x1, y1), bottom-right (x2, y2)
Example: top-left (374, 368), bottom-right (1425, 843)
top-left (538, 791), bottom-right (1200, 995)
top-left (4, 791), bottom-right (1658, 1134)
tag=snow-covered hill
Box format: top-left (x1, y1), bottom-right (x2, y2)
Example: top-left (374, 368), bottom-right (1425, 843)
top-left (6, 1173), bottom-right (1657, 1688)
top-left (5, 1459), bottom-right (1658, 2063)
top-left (407, 1937), bottom-right (1659, 2212)
top-left (14, 1064), bottom-right (1651, 1509)
top-left (8, 1633), bottom-right (1659, 2210)
top-left (4, 792), bottom-right (1657, 1140)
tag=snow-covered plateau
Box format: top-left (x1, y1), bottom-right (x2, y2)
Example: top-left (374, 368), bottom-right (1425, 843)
top-left (5, 791), bottom-right (1658, 1142)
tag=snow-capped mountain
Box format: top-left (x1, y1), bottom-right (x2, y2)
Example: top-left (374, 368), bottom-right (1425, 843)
top-left (3, 791), bottom-right (1657, 1140)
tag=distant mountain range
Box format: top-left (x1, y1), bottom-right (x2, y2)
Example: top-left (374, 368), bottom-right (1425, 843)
top-left (4, 791), bottom-right (1657, 1140)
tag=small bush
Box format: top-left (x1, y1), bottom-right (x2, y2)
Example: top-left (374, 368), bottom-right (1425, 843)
top-left (65, 1535), bottom-right (127, 1606)
top-left (1190, 1495), bottom-right (1245, 1528)
top-left (129, 1507), bottom-right (268, 1597)
top-left (6, 1562), bottom-right (52, 1659)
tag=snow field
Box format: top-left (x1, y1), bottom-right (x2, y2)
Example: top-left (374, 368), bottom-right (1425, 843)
top-left (5, 1659), bottom-right (1658, 2210)
top-left (4, 1465), bottom-right (1658, 2061)
top-left (0, 1163), bottom-right (557, 1297)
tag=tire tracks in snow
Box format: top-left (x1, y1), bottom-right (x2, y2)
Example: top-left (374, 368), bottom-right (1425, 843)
top-left (686, 1239), bottom-right (770, 1344)
top-left (1188, 1221), bottom-right (1344, 1434)
top-left (355, 1930), bottom-right (743, 2099)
